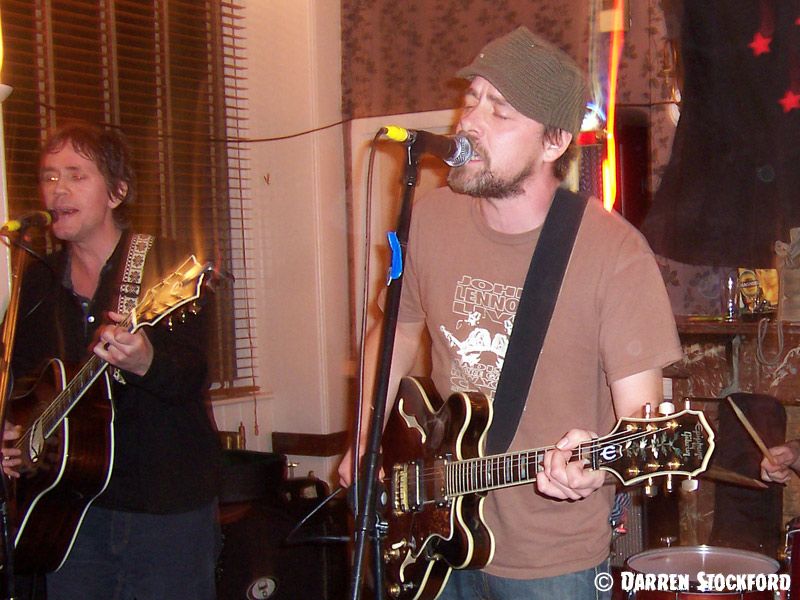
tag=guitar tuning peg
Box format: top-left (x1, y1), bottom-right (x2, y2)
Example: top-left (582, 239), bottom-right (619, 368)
top-left (658, 401), bottom-right (675, 416)
top-left (681, 476), bottom-right (699, 493)
top-left (179, 311), bottom-right (187, 323)
top-left (683, 397), bottom-right (692, 410)
top-left (644, 403), bottom-right (652, 419)
top-left (665, 473), bottom-right (674, 493)
top-left (167, 316), bottom-right (174, 330)
top-left (644, 477), bottom-right (658, 497)
top-left (189, 302), bottom-right (199, 315)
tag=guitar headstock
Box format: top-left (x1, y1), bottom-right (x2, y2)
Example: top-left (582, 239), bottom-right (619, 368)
top-left (129, 255), bottom-right (213, 330)
top-left (594, 409), bottom-right (715, 486)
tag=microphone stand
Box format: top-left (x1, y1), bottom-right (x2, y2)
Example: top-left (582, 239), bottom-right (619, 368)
top-left (348, 144), bottom-right (422, 600)
top-left (0, 227), bottom-right (33, 600)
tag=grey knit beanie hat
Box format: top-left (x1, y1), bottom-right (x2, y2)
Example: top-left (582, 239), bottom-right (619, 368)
top-left (457, 26), bottom-right (588, 136)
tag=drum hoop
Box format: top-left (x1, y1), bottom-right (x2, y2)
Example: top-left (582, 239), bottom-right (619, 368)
top-left (625, 544), bottom-right (780, 589)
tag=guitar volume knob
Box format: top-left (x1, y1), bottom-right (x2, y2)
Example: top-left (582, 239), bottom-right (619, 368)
top-left (384, 547), bottom-right (402, 562)
top-left (387, 582), bottom-right (414, 598)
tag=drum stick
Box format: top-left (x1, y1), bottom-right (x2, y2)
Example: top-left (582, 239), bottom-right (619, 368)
top-left (727, 397), bottom-right (777, 465)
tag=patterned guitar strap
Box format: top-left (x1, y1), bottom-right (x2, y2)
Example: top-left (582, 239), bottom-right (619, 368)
top-left (111, 233), bottom-right (155, 384)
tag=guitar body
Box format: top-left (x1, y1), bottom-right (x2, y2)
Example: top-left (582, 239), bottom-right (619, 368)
top-left (380, 377), bottom-right (494, 600)
top-left (9, 358), bottom-right (114, 573)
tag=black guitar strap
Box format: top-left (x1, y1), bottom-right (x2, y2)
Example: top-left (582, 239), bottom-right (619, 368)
top-left (486, 188), bottom-right (588, 455)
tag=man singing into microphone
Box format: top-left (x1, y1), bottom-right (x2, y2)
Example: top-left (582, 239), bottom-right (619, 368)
top-left (3, 121), bottom-right (220, 600)
top-left (339, 26), bottom-right (681, 599)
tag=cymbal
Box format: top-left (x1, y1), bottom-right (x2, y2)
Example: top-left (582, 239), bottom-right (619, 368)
top-left (700, 465), bottom-right (768, 489)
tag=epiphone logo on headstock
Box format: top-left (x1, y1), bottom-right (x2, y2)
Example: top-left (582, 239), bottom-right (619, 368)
top-left (600, 444), bottom-right (621, 462)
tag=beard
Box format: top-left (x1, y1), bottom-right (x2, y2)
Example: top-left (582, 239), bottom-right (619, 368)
top-left (447, 151), bottom-right (535, 200)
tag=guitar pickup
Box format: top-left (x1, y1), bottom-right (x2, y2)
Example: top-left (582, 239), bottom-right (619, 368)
top-left (391, 460), bottom-right (423, 515)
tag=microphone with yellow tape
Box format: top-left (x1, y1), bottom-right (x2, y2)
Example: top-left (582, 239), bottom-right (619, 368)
top-left (1, 210), bottom-right (57, 234)
top-left (381, 126), bottom-right (473, 167)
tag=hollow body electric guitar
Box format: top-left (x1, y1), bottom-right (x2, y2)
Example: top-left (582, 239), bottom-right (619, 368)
top-left (380, 376), bottom-right (716, 600)
top-left (9, 256), bottom-right (214, 573)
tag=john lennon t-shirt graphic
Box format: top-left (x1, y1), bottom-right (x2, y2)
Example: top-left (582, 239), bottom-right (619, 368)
top-left (440, 274), bottom-right (521, 400)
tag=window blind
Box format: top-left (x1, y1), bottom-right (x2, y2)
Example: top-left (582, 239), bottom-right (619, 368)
top-left (1, 0), bottom-right (256, 396)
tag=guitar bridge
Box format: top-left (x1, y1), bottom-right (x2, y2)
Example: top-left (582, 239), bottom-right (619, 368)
top-left (391, 460), bottom-right (423, 515)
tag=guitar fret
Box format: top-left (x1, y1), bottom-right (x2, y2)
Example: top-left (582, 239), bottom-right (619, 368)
top-left (470, 459), bottom-right (476, 492)
top-left (469, 460), bottom-right (474, 493)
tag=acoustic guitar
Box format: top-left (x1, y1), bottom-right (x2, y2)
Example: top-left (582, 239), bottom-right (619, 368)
top-left (380, 376), bottom-right (716, 600)
top-left (9, 256), bottom-right (214, 573)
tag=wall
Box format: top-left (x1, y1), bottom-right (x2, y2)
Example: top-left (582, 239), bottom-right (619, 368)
top-left (211, 0), bottom-right (351, 484)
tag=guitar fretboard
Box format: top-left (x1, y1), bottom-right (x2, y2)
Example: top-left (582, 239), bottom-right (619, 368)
top-left (445, 443), bottom-right (595, 496)
top-left (447, 449), bottom-right (544, 495)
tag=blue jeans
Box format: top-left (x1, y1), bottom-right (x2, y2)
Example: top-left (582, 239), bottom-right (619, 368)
top-left (436, 560), bottom-right (612, 600)
top-left (46, 501), bottom-right (220, 600)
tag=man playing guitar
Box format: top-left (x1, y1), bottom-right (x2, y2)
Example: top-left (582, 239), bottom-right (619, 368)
top-left (339, 27), bottom-right (683, 600)
top-left (3, 121), bottom-right (220, 600)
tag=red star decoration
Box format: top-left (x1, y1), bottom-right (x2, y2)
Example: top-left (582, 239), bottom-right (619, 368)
top-left (778, 89), bottom-right (800, 112)
top-left (749, 32), bottom-right (772, 55)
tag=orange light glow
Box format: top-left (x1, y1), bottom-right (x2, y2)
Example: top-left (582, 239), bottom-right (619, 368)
top-left (603, 0), bottom-right (625, 212)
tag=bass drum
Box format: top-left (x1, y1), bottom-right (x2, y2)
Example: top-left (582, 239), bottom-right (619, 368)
top-left (625, 545), bottom-right (779, 599)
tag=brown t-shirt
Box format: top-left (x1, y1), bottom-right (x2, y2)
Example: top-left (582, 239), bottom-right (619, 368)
top-left (399, 186), bottom-right (683, 579)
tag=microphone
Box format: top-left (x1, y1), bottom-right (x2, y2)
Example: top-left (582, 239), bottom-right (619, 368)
top-left (382, 126), bottom-right (473, 167)
top-left (1, 210), bottom-right (57, 233)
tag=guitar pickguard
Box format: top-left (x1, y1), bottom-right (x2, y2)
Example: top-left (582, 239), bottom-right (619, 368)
top-left (27, 418), bottom-right (46, 463)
